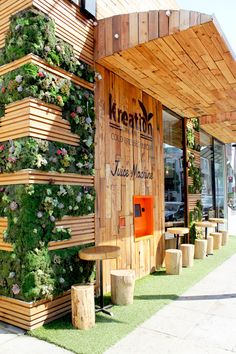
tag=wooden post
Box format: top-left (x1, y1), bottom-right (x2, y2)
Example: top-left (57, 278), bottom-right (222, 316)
top-left (210, 232), bottom-right (222, 250)
top-left (165, 249), bottom-right (182, 275)
top-left (71, 284), bottom-right (95, 330)
top-left (221, 231), bottom-right (228, 246)
top-left (180, 244), bottom-right (194, 267)
top-left (111, 269), bottom-right (135, 305)
top-left (207, 235), bottom-right (214, 255)
top-left (194, 239), bottom-right (207, 259)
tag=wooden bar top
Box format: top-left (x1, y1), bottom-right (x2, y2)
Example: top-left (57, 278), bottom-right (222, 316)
top-left (79, 245), bottom-right (120, 261)
top-left (209, 218), bottom-right (226, 224)
top-left (195, 221), bottom-right (217, 228)
top-left (166, 227), bottom-right (189, 235)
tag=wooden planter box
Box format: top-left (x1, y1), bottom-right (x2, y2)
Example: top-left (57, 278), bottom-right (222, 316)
top-left (0, 98), bottom-right (79, 145)
top-left (0, 214), bottom-right (95, 252)
top-left (0, 169), bottom-right (94, 186)
top-left (0, 54), bottom-right (93, 91)
top-left (0, 0), bottom-right (94, 65)
top-left (0, 290), bottom-right (71, 330)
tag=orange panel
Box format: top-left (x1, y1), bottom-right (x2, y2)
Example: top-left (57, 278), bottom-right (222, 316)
top-left (133, 196), bottom-right (154, 238)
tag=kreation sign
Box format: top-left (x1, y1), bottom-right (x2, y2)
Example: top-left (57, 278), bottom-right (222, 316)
top-left (109, 94), bottom-right (153, 141)
top-left (111, 160), bottom-right (153, 180)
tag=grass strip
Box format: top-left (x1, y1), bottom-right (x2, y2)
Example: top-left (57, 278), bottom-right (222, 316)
top-left (30, 236), bottom-right (236, 354)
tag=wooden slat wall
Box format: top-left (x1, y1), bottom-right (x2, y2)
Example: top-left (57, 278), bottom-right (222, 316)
top-left (1, 98), bottom-right (79, 146)
top-left (49, 215), bottom-right (95, 250)
top-left (95, 64), bottom-right (164, 292)
top-left (0, 291), bottom-right (71, 330)
top-left (0, 170), bottom-right (94, 186)
top-left (0, 0), bottom-right (94, 65)
top-left (0, 214), bottom-right (95, 252)
top-left (96, 0), bottom-right (179, 20)
top-left (0, 54), bottom-right (94, 91)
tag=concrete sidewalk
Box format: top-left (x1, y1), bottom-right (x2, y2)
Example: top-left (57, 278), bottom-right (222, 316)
top-left (105, 253), bottom-right (236, 354)
top-left (1, 253), bottom-right (236, 354)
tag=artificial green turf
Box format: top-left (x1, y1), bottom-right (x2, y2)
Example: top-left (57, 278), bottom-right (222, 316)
top-left (30, 236), bottom-right (236, 354)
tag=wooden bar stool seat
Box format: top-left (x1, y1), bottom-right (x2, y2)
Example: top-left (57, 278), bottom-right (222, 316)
top-left (221, 231), bottom-right (229, 246)
top-left (194, 239), bottom-right (207, 259)
top-left (111, 269), bottom-right (135, 305)
top-left (180, 244), bottom-right (194, 267)
top-left (210, 232), bottom-right (222, 250)
top-left (207, 235), bottom-right (214, 255)
top-left (165, 249), bottom-right (182, 275)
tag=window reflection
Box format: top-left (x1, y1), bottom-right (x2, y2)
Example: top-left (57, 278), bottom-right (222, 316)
top-left (200, 132), bottom-right (213, 219)
top-left (163, 110), bottom-right (184, 224)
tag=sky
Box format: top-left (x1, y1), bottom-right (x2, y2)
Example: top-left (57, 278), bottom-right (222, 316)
top-left (177, 0), bottom-right (236, 55)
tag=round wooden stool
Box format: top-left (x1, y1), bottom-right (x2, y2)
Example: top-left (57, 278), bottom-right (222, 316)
top-left (194, 239), bottom-right (207, 259)
top-left (210, 232), bottom-right (222, 250)
top-left (221, 231), bottom-right (229, 246)
top-left (165, 249), bottom-right (182, 275)
top-left (111, 269), bottom-right (135, 305)
top-left (180, 244), bottom-right (194, 267)
top-left (207, 235), bottom-right (214, 255)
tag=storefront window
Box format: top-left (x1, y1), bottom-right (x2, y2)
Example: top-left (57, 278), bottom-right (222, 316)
top-left (200, 132), bottom-right (214, 218)
top-left (163, 110), bottom-right (184, 224)
top-left (214, 140), bottom-right (226, 218)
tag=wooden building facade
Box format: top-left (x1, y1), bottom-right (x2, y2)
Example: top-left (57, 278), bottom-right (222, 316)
top-left (0, 0), bottom-right (236, 328)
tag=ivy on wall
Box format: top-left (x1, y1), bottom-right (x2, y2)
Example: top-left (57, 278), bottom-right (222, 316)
top-left (189, 200), bottom-right (203, 243)
top-left (0, 9), bottom-right (96, 302)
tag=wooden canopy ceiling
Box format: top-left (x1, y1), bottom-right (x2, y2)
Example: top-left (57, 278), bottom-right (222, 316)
top-left (95, 10), bottom-right (236, 133)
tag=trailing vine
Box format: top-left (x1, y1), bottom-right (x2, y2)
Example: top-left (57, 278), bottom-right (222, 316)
top-left (189, 200), bottom-right (203, 243)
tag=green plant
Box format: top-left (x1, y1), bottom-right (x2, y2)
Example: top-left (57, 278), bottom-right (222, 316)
top-left (0, 138), bottom-right (94, 175)
top-left (0, 9), bottom-right (94, 83)
top-left (191, 118), bottom-right (200, 132)
top-left (187, 127), bottom-right (195, 149)
top-left (189, 200), bottom-right (203, 243)
top-left (0, 184), bottom-right (95, 301)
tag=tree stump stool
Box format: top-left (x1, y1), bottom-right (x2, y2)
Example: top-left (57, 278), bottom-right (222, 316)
top-left (111, 269), bottom-right (135, 305)
top-left (180, 244), bottom-right (194, 267)
top-left (165, 249), bottom-right (182, 275)
top-left (194, 239), bottom-right (207, 259)
top-left (221, 231), bottom-right (229, 246)
top-left (210, 232), bottom-right (222, 250)
top-left (207, 235), bottom-right (214, 255)
top-left (71, 284), bottom-right (95, 330)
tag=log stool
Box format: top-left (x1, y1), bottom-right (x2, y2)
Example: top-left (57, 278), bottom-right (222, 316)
top-left (71, 284), bottom-right (95, 330)
top-left (180, 244), bottom-right (194, 267)
top-left (210, 232), bottom-right (222, 250)
top-left (207, 235), bottom-right (214, 255)
top-left (111, 269), bottom-right (135, 305)
top-left (194, 239), bottom-right (207, 259)
top-left (165, 249), bottom-right (182, 275)
top-left (221, 231), bottom-right (229, 246)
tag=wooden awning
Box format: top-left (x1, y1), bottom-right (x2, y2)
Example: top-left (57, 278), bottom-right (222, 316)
top-left (95, 10), bottom-right (236, 122)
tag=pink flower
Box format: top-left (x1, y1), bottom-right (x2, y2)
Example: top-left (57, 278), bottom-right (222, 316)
top-left (70, 112), bottom-right (76, 119)
top-left (0, 145), bottom-right (5, 151)
top-left (7, 157), bottom-right (17, 163)
top-left (57, 149), bottom-right (62, 155)
top-left (38, 72), bottom-right (45, 78)
top-left (12, 284), bottom-right (20, 295)
top-left (1, 87), bottom-right (6, 93)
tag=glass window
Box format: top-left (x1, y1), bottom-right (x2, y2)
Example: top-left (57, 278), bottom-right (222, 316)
top-left (200, 132), bottom-right (214, 218)
top-left (163, 110), bottom-right (184, 224)
top-left (214, 140), bottom-right (226, 218)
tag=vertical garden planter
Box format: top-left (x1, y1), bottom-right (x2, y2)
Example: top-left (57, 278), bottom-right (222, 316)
top-left (0, 7), bottom-right (95, 329)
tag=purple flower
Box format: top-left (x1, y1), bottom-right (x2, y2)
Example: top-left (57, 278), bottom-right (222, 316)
top-left (10, 201), bottom-right (18, 211)
top-left (17, 86), bottom-right (23, 92)
top-left (86, 117), bottom-right (92, 124)
top-left (58, 203), bottom-right (64, 209)
top-left (12, 284), bottom-right (20, 295)
top-left (61, 148), bottom-right (67, 156)
top-left (37, 211), bottom-right (43, 218)
top-left (44, 46), bottom-right (51, 52)
top-left (15, 75), bottom-right (23, 83)
top-left (56, 45), bottom-right (61, 52)
top-left (50, 215), bottom-right (56, 222)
